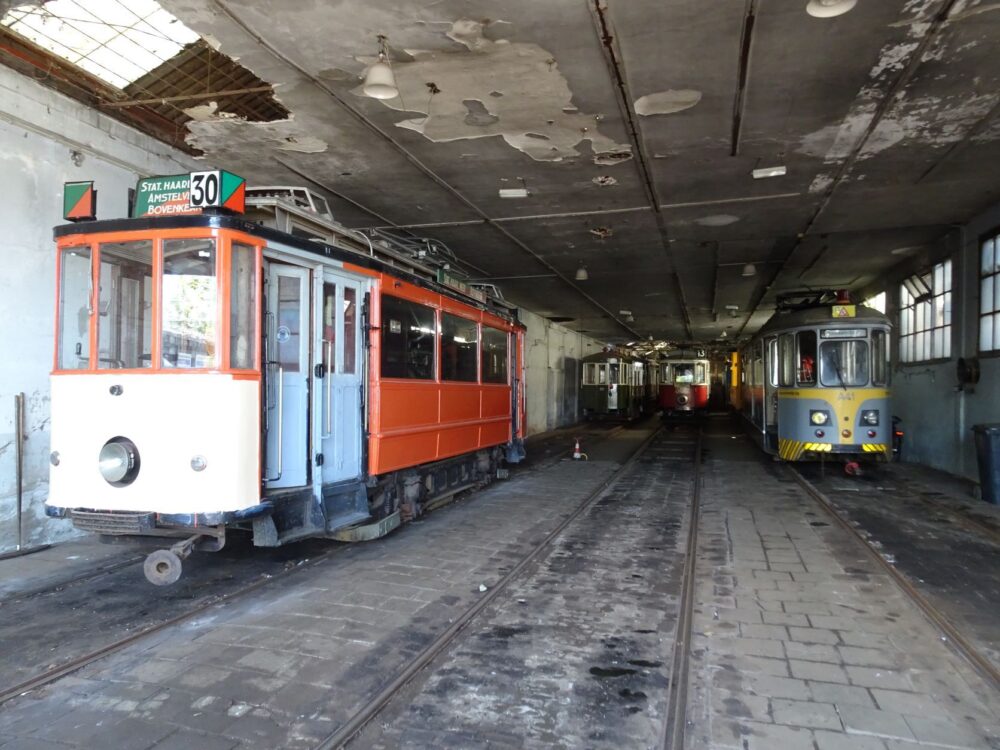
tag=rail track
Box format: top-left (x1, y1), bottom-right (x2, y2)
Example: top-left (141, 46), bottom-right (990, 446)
top-left (0, 423), bottom-right (632, 710)
top-left (316, 423), bottom-right (705, 750)
top-left (789, 466), bottom-right (1000, 691)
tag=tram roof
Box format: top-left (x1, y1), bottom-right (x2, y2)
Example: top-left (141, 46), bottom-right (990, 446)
top-left (756, 304), bottom-right (891, 337)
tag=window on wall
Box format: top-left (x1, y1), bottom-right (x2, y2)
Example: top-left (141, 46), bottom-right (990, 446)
top-left (863, 291), bottom-right (886, 314)
top-left (381, 295), bottom-right (435, 379)
top-left (980, 233), bottom-right (1000, 352)
top-left (899, 260), bottom-right (952, 363)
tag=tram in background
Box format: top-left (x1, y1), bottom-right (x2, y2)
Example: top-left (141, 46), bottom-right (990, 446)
top-left (738, 290), bottom-right (891, 472)
top-left (657, 350), bottom-right (711, 415)
top-left (580, 350), bottom-right (649, 420)
top-left (46, 176), bottom-right (526, 583)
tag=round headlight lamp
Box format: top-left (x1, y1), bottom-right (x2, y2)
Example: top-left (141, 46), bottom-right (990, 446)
top-left (810, 410), bottom-right (829, 426)
top-left (98, 437), bottom-right (140, 486)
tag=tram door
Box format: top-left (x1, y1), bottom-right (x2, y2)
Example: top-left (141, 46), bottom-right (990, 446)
top-left (265, 265), bottom-right (310, 489)
top-left (765, 337), bottom-right (779, 431)
top-left (316, 270), bottom-right (364, 484)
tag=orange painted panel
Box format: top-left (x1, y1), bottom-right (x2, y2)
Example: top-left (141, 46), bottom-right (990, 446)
top-left (439, 385), bottom-right (481, 422)
top-left (482, 386), bottom-right (512, 418)
top-left (438, 424), bottom-right (482, 458)
top-left (481, 419), bottom-right (510, 446)
top-left (377, 433), bottom-right (439, 474)
top-left (379, 381), bottom-right (439, 430)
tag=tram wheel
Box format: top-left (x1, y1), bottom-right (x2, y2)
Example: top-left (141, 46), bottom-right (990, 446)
top-left (144, 549), bottom-right (183, 586)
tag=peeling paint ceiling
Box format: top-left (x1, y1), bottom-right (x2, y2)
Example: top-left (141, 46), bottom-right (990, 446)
top-left (145, 0), bottom-right (1000, 343)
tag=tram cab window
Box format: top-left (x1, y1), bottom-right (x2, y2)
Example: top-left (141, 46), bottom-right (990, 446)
top-left (598, 364), bottom-right (608, 384)
top-left (820, 340), bottom-right (869, 387)
top-left (675, 364), bottom-right (694, 384)
top-left (609, 362), bottom-right (620, 384)
top-left (661, 364), bottom-right (670, 383)
top-left (695, 363), bottom-right (706, 385)
top-left (96, 241), bottom-right (154, 370)
top-left (161, 239), bottom-right (217, 369)
top-left (482, 327), bottom-right (508, 384)
top-left (779, 334), bottom-right (795, 387)
top-left (872, 329), bottom-right (890, 386)
top-left (229, 243), bottom-right (256, 370)
top-left (381, 295), bottom-right (435, 379)
top-left (57, 247), bottom-right (93, 370)
top-left (441, 313), bottom-right (478, 382)
top-left (797, 331), bottom-right (817, 385)
top-left (768, 339), bottom-right (779, 386)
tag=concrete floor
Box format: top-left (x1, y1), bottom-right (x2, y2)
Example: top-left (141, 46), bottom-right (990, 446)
top-left (0, 417), bottom-right (997, 750)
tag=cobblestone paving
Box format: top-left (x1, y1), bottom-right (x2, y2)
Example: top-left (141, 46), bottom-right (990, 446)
top-left (687, 434), bottom-right (1000, 750)
top-left (0, 444), bottom-right (636, 750)
top-left (362, 428), bottom-right (698, 749)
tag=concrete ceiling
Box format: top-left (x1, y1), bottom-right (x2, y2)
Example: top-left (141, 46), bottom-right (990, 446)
top-left (158, 0), bottom-right (1000, 343)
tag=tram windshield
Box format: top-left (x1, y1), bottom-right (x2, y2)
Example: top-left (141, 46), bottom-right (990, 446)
top-left (819, 340), bottom-right (869, 387)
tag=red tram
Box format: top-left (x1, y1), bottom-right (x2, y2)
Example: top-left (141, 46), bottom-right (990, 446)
top-left (45, 180), bottom-right (526, 583)
top-left (657, 352), bottom-right (710, 414)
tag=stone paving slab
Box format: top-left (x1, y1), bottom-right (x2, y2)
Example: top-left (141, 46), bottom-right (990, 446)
top-left (0, 428), bottom-right (653, 750)
top-left (687, 429), bottom-right (1000, 750)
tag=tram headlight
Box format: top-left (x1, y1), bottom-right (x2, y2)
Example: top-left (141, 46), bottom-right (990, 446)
top-left (190, 455), bottom-right (208, 472)
top-left (810, 410), bottom-right (831, 426)
top-left (49, 451), bottom-right (60, 467)
top-left (98, 437), bottom-right (139, 486)
top-left (861, 409), bottom-right (879, 426)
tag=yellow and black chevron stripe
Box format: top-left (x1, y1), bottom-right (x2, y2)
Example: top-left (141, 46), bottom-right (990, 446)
top-left (861, 444), bottom-right (888, 454)
top-left (778, 439), bottom-right (833, 461)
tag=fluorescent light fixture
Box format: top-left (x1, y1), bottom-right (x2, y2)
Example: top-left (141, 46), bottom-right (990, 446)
top-left (806, 0), bottom-right (857, 18)
top-left (499, 188), bottom-right (530, 198)
top-left (752, 165), bottom-right (787, 179)
top-left (575, 264), bottom-right (589, 281)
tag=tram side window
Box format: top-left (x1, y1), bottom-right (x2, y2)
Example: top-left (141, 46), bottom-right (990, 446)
top-left (381, 295), bottom-right (435, 379)
top-left (162, 239), bottom-right (217, 369)
top-left (441, 313), bottom-right (478, 382)
top-left (97, 241), bottom-right (154, 369)
top-left (797, 330), bottom-right (817, 385)
top-left (482, 327), bottom-right (508, 383)
top-left (58, 247), bottom-right (92, 370)
top-left (778, 333), bottom-right (795, 386)
top-left (583, 363), bottom-right (597, 385)
top-left (872, 330), bottom-right (890, 386)
top-left (598, 364), bottom-right (608, 384)
top-left (230, 243), bottom-right (256, 369)
top-left (695, 363), bottom-right (706, 385)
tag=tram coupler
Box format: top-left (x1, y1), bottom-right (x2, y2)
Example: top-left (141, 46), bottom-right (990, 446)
top-left (143, 533), bottom-right (209, 586)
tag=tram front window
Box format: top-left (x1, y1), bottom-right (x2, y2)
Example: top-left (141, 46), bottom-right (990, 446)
top-left (819, 340), bottom-right (869, 387)
top-left (162, 239), bottom-right (217, 369)
top-left (97, 241), bottom-right (153, 369)
top-left (675, 364), bottom-right (694, 384)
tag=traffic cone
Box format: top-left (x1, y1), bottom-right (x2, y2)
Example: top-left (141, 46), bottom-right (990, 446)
top-left (573, 438), bottom-right (582, 460)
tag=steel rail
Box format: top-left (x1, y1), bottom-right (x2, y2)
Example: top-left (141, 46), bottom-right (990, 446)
top-left (0, 547), bottom-right (344, 706)
top-left (315, 425), bottom-right (665, 749)
top-left (789, 467), bottom-right (1000, 691)
top-left (0, 554), bottom-right (144, 605)
top-left (661, 426), bottom-right (703, 750)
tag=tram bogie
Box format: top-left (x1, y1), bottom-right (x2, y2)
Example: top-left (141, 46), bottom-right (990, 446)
top-left (45, 179), bottom-right (527, 583)
top-left (737, 291), bottom-right (892, 467)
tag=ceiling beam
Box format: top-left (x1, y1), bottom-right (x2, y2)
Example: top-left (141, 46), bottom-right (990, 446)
top-left (730, 0), bottom-right (759, 157)
top-left (210, 0), bottom-right (643, 340)
top-left (590, 0), bottom-right (694, 341)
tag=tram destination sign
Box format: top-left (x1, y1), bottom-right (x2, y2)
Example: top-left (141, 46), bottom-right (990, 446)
top-left (132, 171), bottom-right (246, 218)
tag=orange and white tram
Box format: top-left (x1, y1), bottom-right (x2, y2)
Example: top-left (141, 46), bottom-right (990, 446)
top-left (46, 183), bottom-right (526, 584)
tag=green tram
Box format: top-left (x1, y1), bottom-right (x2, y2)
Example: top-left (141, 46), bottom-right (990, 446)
top-left (580, 350), bottom-right (648, 420)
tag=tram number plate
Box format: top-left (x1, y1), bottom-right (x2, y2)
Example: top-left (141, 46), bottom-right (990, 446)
top-left (189, 171), bottom-right (222, 208)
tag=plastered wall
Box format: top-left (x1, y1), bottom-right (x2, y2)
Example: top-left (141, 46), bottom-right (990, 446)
top-left (0, 66), bottom-right (197, 552)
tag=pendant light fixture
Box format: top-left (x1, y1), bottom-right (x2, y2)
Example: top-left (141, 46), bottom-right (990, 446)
top-left (806, 0), bottom-right (857, 18)
top-left (363, 35), bottom-right (399, 100)
top-left (575, 264), bottom-right (589, 281)
top-left (741, 263), bottom-right (757, 277)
